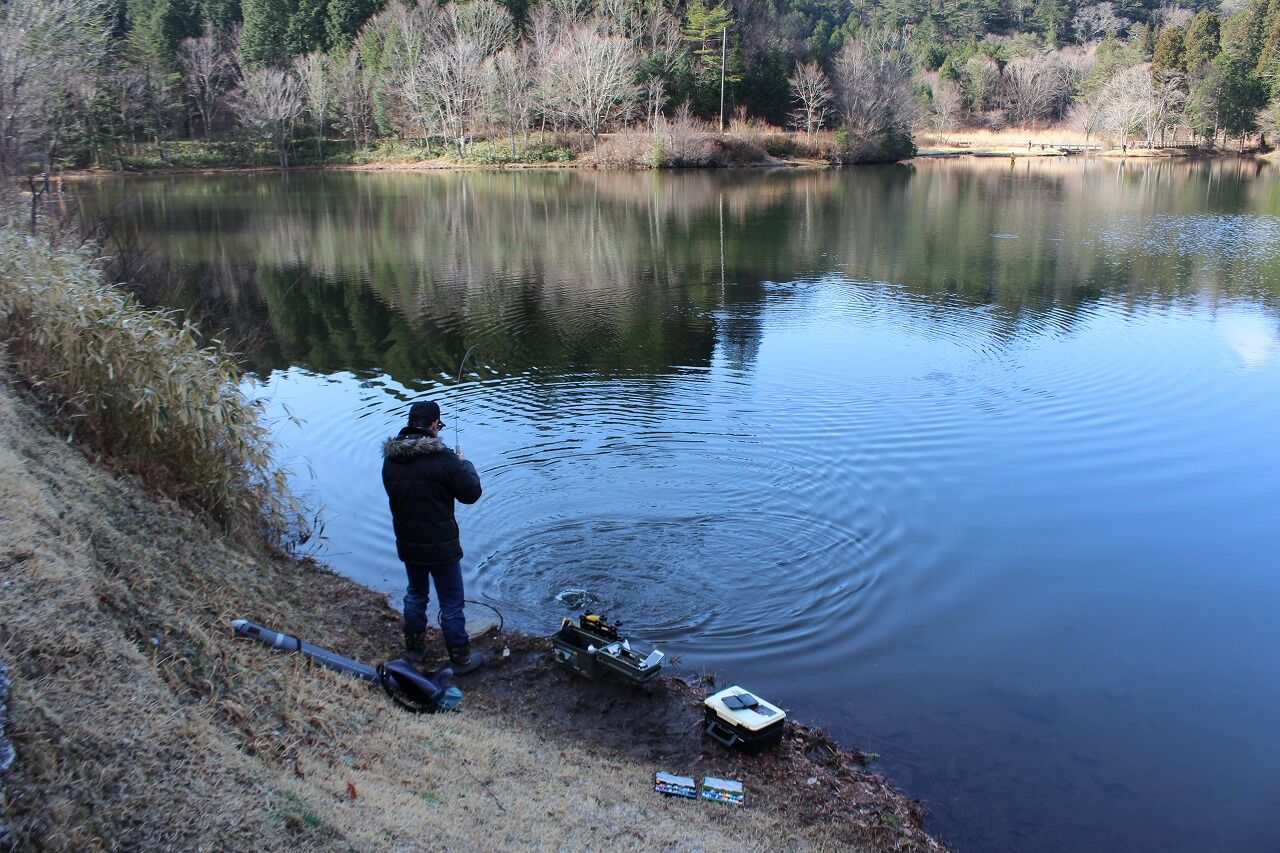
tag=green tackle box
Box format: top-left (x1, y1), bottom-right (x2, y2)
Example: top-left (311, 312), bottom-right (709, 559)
top-left (551, 616), bottom-right (664, 684)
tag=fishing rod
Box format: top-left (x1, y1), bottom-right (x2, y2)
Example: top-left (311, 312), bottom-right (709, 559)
top-left (453, 344), bottom-right (479, 453)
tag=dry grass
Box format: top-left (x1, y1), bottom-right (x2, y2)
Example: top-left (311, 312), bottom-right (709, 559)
top-left (916, 126), bottom-right (1100, 154)
top-left (580, 110), bottom-right (774, 170)
top-left (0, 379), bottom-right (905, 850)
top-left (0, 212), bottom-right (301, 542)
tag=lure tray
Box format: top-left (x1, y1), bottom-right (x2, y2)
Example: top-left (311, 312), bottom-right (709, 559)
top-left (551, 614), bottom-right (664, 684)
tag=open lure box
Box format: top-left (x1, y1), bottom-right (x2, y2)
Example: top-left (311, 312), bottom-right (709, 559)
top-left (551, 614), bottom-right (664, 684)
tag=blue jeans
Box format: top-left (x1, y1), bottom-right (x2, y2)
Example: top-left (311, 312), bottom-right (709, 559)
top-left (403, 560), bottom-right (469, 651)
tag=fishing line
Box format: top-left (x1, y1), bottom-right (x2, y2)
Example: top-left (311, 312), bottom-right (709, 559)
top-left (435, 599), bottom-right (506, 637)
top-left (453, 343), bottom-right (479, 452)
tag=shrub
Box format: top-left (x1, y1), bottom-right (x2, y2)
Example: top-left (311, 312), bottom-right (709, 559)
top-left (763, 133), bottom-right (795, 157)
top-left (648, 136), bottom-right (665, 168)
top-left (652, 107), bottom-right (723, 167)
top-left (579, 132), bottom-right (654, 169)
top-left (350, 140), bottom-right (443, 164)
top-left (463, 139), bottom-right (575, 165)
top-left (0, 217), bottom-right (303, 543)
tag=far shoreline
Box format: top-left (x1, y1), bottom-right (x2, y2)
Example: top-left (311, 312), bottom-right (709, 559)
top-left (47, 146), bottom-right (1273, 182)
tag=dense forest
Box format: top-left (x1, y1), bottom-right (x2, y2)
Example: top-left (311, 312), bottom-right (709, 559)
top-left (3, 0), bottom-right (1280, 174)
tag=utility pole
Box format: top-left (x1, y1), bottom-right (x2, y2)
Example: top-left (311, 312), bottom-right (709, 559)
top-left (719, 25), bottom-right (727, 134)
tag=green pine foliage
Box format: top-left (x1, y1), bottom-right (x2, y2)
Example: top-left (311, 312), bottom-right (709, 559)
top-left (287, 0), bottom-right (330, 55)
top-left (327, 0), bottom-right (383, 52)
top-left (1151, 25), bottom-right (1185, 79)
top-left (1183, 11), bottom-right (1220, 74)
top-left (1255, 8), bottom-right (1280, 98)
top-left (127, 0), bottom-right (202, 58)
top-left (240, 0), bottom-right (290, 67)
top-left (681, 1), bottom-right (743, 117)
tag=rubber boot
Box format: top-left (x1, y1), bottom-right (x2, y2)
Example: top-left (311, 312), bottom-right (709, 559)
top-left (448, 645), bottom-right (486, 675)
top-left (404, 631), bottom-right (427, 664)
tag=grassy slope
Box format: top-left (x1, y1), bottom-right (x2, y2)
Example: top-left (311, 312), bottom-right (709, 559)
top-left (0, 380), bottom-right (935, 851)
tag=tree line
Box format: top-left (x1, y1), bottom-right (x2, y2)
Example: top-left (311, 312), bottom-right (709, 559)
top-left (920, 2), bottom-right (1280, 149)
top-left (3, 0), bottom-right (1280, 177)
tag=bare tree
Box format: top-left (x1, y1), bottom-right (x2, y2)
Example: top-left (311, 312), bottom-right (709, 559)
top-left (527, 4), bottom-right (571, 135)
top-left (179, 26), bottom-right (239, 142)
top-left (598, 0), bottom-right (682, 127)
top-left (354, 0), bottom-right (512, 155)
top-left (234, 66), bottom-right (305, 167)
top-left (488, 45), bottom-right (535, 154)
top-left (0, 0), bottom-right (112, 177)
top-left (296, 52), bottom-right (332, 157)
top-left (788, 60), bottom-right (833, 137)
top-left (1066, 99), bottom-right (1103, 140)
top-left (373, 1), bottom-right (440, 138)
top-left (1003, 52), bottom-right (1077, 125)
top-left (928, 76), bottom-right (964, 140)
top-left (423, 14), bottom-right (495, 155)
top-left (453, 0), bottom-right (513, 56)
top-left (1093, 63), bottom-right (1186, 146)
top-left (1074, 2), bottom-right (1126, 45)
top-left (1260, 99), bottom-right (1280, 145)
top-left (1153, 3), bottom-right (1194, 29)
top-left (831, 31), bottom-right (916, 157)
top-left (539, 21), bottom-right (639, 139)
top-left (329, 48), bottom-right (374, 148)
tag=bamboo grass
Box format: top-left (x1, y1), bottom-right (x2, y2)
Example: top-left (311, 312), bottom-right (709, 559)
top-left (0, 223), bottom-right (303, 543)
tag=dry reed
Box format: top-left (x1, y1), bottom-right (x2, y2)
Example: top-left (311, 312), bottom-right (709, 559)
top-left (0, 214), bottom-right (302, 542)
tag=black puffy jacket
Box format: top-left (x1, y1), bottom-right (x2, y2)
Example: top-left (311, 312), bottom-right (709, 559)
top-left (381, 428), bottom-right (482, 565)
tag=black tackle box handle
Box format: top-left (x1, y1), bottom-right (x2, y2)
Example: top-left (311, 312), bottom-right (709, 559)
top-left (705, 719), bottom-right (742, 748)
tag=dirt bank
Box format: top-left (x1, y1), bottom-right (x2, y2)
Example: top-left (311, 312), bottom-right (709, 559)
top-left (0, 378), bottom-right (942, 851)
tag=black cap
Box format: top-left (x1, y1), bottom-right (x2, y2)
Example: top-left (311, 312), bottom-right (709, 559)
top-left (408, 400), bottom-right (444, 429)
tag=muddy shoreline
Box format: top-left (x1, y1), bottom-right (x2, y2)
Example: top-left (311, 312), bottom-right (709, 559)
top-left (318, 563), bottom-right (946, 850)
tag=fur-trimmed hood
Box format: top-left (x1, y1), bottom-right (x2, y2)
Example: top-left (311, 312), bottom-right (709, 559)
top-left (382, 432), bottom-right (452, 462)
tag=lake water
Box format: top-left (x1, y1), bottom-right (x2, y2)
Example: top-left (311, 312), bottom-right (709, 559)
top-left (79, 159), bottom-right (1280, 852)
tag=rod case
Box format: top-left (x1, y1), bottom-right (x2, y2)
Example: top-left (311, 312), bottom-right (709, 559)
top-left (232, 618), bottom-right (462, 713)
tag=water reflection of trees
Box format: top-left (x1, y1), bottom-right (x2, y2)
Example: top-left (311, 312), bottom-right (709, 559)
top-left (84, 158), bottom-right (1280, 381)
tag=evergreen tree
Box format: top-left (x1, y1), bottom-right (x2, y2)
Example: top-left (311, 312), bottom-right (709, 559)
top-left (1183, 11), bottom-right (1220, 74)
top-left (326, 0), bottom-right (382, 53)
top-left (909, 14), bottom-right (948, 71)
top-left (739, 49), bottom-right (790, 125)
top-left (1254, 7), bottom-right (1280, 97)
top-left (1151, 26), bottom-right (1186, 78)
top-left (201, 0), bottom-right (242, 31)
top-left (681, 1), bottom-right (743, 120)
top-left (241, 0), bottom-right (292, 67)
top-left (1221, 0), bottom-right (1271, 67)
top-left (127, 0), bottom-right (202, 60)
top-left (1132, 22), bottom-right (1155, 57)
top-left (1028, 0), bottom-right (1072, 46)
top-left (355, 23), bottom-right (393, 136)
top-left (287, 0), bottom-right (329, 56)
top-left (1216, 54), bottom-right (1268, 139)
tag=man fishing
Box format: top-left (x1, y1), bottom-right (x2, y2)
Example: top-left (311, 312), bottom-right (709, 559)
top-left (382, 400), bottom-right (485, 674)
